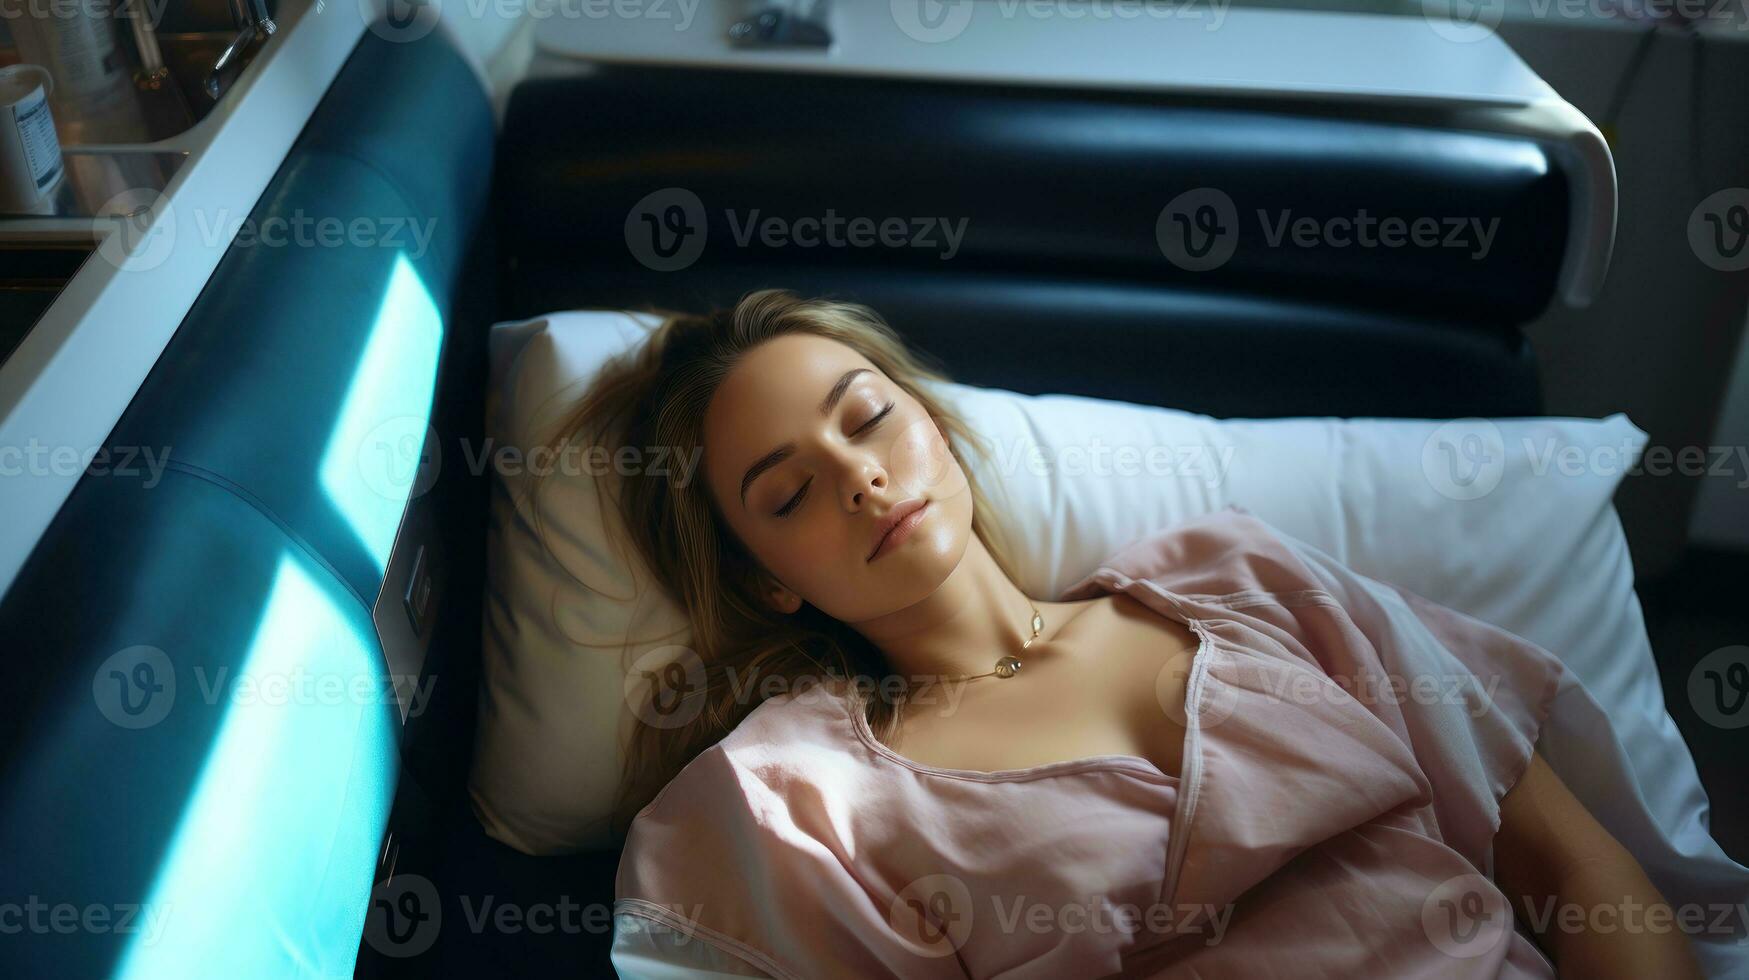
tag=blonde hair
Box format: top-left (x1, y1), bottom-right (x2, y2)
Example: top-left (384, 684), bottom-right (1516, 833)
top-left (536, 288), bottom-right (1023, 836)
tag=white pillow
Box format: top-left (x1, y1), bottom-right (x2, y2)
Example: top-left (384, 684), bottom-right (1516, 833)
top-left (468, 311), bottom-right (1722, 888)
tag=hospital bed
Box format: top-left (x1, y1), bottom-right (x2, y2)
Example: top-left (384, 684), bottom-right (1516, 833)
top-left (5, 12), bottom-right (1727, 979)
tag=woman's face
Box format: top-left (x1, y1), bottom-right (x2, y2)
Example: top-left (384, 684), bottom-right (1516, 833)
top-left (702, 333), bottom-right (974, 623)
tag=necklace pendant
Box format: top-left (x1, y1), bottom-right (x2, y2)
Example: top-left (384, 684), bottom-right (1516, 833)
top-left (993, 655), bottom-right (1022, 679)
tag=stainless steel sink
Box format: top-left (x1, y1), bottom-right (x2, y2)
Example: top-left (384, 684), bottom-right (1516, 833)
top-left (0, 1), bottom-right (272, 215)
top-left (2, 0), bottom-right (279, 147)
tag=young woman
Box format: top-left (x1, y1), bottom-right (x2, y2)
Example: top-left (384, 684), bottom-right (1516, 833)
top-left (545, 289), bottom-right (1701, 978)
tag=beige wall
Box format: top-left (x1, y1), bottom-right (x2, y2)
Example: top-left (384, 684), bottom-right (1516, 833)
top-left (1500, 21), bottom-right (1749, 576)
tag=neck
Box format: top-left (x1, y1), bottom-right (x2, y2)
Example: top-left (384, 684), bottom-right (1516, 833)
top-left (848, 533), bottom-right (1075, 683)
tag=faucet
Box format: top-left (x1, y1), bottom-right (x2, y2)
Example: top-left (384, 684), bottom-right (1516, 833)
top-left (129, 11), bottom-right (169, 89)
top-left (207, 0), bottom-right (277, 100)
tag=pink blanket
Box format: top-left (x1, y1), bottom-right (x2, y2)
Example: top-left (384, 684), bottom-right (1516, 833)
top-left (611, 505), bottom-right (1574, 978)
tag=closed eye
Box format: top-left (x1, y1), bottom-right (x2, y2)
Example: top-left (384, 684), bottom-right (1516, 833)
top-left (857, 400), bottom-right (896, 437)
top-left (772, 401), bottom-right (895, 518)
top-left (773, 485), bottom-right (807, 518)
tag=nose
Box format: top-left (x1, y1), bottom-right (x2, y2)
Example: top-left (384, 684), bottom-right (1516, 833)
top-left (828, 441), bottom-right (887, 511)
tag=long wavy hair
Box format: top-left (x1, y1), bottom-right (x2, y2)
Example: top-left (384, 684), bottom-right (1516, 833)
top-left (536, 288), bottom-right (1024, 837)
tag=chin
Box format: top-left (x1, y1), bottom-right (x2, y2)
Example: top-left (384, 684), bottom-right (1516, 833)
top-left (907, 502), bottom-right (972, 583)
top-left (855, 497), bottom-right (974, 609)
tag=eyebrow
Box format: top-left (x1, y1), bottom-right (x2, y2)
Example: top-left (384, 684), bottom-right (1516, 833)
top-left (739, 367), bottom-right (872, 508)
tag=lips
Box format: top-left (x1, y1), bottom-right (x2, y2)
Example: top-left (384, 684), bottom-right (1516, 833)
top-left (868, 498), bottom-right (928, 561)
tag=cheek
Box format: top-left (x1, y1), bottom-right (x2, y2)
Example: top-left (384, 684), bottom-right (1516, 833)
top-left (754, 511), bottom-right (840, 572)
top-left (888, 414), bottom-right (965, 497)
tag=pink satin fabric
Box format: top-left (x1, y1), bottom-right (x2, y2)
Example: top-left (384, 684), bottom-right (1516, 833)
top-left (613, 506), bottom-right (1567, 978)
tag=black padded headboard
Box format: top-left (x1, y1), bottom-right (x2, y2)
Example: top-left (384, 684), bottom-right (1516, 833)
top-left (495, 66), bottom-right (1571, 418)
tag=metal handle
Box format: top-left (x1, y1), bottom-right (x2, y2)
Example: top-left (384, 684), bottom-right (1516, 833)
top-left (205, 0), bottom-right (277, 100)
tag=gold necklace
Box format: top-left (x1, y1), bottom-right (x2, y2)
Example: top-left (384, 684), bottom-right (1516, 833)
top-left (946, 602), bottom-right (1043, 682)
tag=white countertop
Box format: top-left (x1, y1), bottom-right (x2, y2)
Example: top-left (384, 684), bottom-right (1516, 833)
top-left (534, 2), bottom-right (1561, 107)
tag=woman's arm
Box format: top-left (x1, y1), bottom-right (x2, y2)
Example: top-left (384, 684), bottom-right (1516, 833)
top-left (1493, 750), bottom-right (1703, 979)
